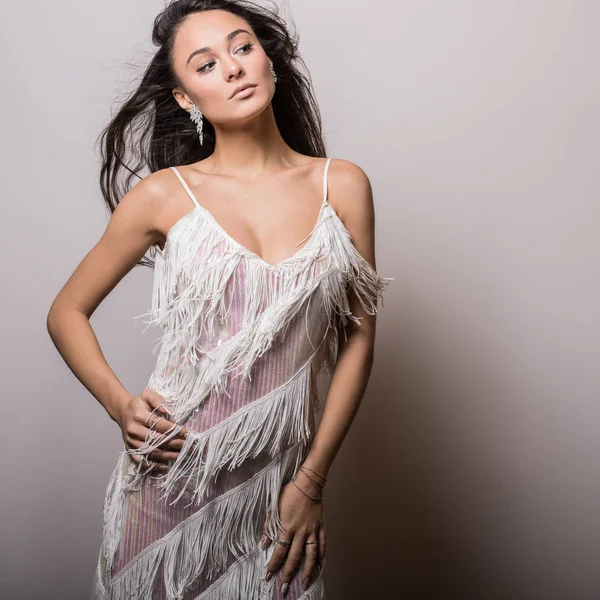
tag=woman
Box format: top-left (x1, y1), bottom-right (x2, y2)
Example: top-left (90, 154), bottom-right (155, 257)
top-left (46, 1), bottom-right (392, 598)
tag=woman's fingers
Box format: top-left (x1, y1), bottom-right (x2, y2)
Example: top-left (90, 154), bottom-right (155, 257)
top-left (140, 414), bottom-right (187, 465)
top-left (123, 390), bottom-right (191, 468)
top-left (140, 389), bottom-right (190, 437)
top-left (127, 436), bottom-right (180, 465)
top-left (129, 453), bottom-right (168, 473)
top-left (278, 533), bottom-right (305, 596)
top-left (300, 531), bottom-right (319, 590)
top-left (265, 529), bottom-right (293, 583)
top-left (142, 388), bottom-right (172, 416)
top-left (317, 522), bottom-right (327, 566)
top-left (143, 414), bottom-right (186, 450)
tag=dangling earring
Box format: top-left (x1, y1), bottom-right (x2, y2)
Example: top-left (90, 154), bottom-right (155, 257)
top-left (189, 103), bottom-right (203, 145)
top-left (270, 65), bottom-right (278, 84)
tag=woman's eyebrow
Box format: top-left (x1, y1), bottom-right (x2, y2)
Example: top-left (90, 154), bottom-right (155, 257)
top-left (186, 28), bottom-right (252, 65)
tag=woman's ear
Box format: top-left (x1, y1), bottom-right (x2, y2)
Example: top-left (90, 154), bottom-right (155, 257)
top-left (172, 87), bottom-right (192, 112)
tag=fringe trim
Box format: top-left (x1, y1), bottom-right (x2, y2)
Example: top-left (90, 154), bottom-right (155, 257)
top-left (220, 269), bottom-right (333, 385)
top-left (105, 441), bottom-right (307, 600)
top-left (142, 268), bottom-right (334, 424)
top-left (122, 335), bottom-right (324, 503)
top-left (97, 199), bottom-right (393, 598)
top-left (134, 203), bottom-right (392, 421)
top-left (191, 543), bottom-right (269, 600)
top-left (135, 208), bottom-right (328, 365)
top-left (324, 208), bottom-right (395, 327)
top-left (100, 452), bottom-right (132, 573)
top-left (191, 543), bottom-right (326, 600)
top-left (299, 575), bottom-right (326, 600)
top-left (92, 548), bottom-right (109, 599)
top-left (137, 202), bottom-right (393, 357)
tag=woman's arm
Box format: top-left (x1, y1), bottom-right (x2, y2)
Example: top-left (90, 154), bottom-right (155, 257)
top-left (47, 175), bottom-right (160, 419)
top-left (300, 160), bottom-right (379, 480)
top-left (46, 171), bottom-right (189, 467)
top-left (264, 160), bottom-right (383, 592)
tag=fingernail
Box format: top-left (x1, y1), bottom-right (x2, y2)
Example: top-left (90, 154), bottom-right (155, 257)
top-left (265, 571), bottom-right (273, 582)
top-left (281, 582), bottom-right (288, 595)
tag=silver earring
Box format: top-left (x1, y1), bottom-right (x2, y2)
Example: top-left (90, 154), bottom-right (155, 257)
top-left (270, 65), bottom-right (278, 84)
top-left (189, 103), bottom-right (203, 145)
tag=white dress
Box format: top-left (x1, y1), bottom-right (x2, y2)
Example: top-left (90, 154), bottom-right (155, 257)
top-left (91, 157), bottom-right (393, 599)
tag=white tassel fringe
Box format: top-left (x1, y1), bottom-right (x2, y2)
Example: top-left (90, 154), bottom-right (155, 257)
top-left (100, 442), bottom-right (306, 600)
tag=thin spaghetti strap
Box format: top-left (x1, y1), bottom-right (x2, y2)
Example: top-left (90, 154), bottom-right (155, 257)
top-left (294, 158), bottom-right (334, 249)
top-left (322, 157), bottom-right (333, 206)
top-left (170, 166), bottom-right (201, 209)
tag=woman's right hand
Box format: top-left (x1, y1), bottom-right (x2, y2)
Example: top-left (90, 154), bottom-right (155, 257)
top-left (114, 388), bottom-right (189, 473)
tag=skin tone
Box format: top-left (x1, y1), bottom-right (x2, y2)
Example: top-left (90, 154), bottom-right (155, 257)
top-left (46, 8), bottom-right (378, 596)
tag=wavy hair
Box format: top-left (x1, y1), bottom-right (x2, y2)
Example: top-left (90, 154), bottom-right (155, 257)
top-left (96, 0), bottom-right (327, 267)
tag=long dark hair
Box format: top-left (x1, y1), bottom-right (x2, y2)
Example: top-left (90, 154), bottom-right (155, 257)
top-left (96, 0), bottom-right (327, 267)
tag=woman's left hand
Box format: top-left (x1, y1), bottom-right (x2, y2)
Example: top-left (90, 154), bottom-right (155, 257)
top-left (262, 470), bottom-right (326, 594)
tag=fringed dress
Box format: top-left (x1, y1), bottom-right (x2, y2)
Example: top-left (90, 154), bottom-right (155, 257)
top-left (91, 157), bottom-right (393, 599)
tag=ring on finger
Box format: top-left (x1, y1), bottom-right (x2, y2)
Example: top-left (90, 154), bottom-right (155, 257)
top-left (145, 410), bottom-right (163, 426)
top-left (148, 415), bottom-right (162, 429)
top-left (275, 539), bottom-right (292, 548)
top-left (305, 540), bottom-right (318, 545)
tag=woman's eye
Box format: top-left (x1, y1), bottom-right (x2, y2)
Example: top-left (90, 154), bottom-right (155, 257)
top-left (197, 43), bottom-right (253, 74)
top-left (237, 42), bottom-right (254, 54)
top-left (197, 62), bottom-right (215, 74)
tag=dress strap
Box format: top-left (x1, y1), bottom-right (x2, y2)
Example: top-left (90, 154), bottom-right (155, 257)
top-left (170, 166), bottom-right (201, 209)
top-left (322, 157), bottom-right (333, 206)
top-left (294, 158), bottom-right (334, 249)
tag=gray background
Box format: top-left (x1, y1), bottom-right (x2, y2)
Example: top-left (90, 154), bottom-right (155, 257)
top-left (1, 1), bottom-right (599, 599)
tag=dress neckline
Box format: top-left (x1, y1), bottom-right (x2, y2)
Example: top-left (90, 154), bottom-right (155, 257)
top-left (161, 160), bottom-right (333, 270)
top-left (158, 200), bottom-right (333, 271)
top-left (197, 196), bottom-right (329, 269)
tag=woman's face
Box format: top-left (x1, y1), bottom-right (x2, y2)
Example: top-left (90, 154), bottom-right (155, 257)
top-left (171, 9), bottom-right (274, 125)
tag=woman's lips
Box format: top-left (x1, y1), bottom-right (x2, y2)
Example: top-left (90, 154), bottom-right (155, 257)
top-left (232, 85), bottom-right (256, 99)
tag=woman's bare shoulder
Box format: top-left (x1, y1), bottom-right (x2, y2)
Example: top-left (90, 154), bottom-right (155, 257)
top-left (325, 158), bottom-right (374, 221)
top-left (134, 167), bottom-right (177, 198)
top-left (119, 167), bottom-right (194, 245)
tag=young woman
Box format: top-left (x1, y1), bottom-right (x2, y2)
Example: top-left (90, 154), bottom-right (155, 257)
top-left (47, 1), bottom-right (392, 598)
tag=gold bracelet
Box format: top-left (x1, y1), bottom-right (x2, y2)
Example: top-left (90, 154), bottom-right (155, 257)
top-left (298, 469), bottom-right (325, 493)
top-left (291, 475), bottom-right (324, 501)
top-left (300, 465), bottom-right (328, 482)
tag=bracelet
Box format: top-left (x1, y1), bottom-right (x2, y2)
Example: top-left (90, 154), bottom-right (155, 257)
top-left (300, 465), bottom-right (328, 482)
top-left (298, 469), bottom-right (326, 494)
top-left (291, 475), bottom-right (324, 501)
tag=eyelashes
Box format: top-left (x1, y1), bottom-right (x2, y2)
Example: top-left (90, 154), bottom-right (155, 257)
top-left (197, 42), bottom-right (254, 74)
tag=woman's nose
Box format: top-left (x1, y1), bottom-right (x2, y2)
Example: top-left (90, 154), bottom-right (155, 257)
top-left (225, 59), bottom-right (243, 80)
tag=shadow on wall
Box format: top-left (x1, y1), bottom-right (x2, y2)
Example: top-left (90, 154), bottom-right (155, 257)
top-left (320, 296), bottom-right (570, 600)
